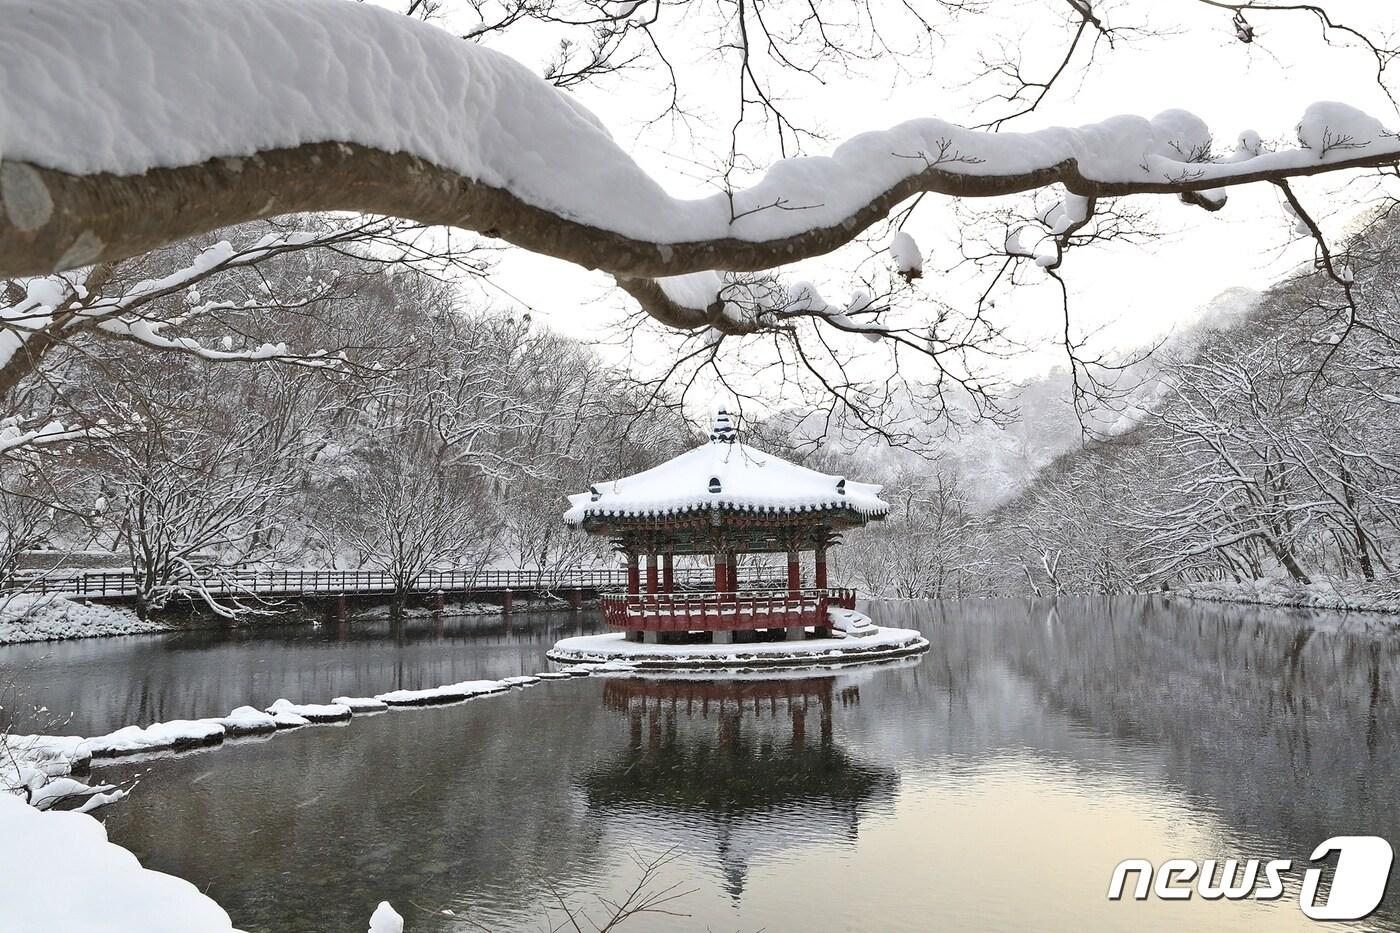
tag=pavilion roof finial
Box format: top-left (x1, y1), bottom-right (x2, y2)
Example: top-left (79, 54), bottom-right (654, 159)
top-left (709, 407), bottom-right (738, 444)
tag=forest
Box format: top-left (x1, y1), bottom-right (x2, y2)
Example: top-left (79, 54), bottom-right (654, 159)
top-left (5, 207), bottom-right (1399, 614)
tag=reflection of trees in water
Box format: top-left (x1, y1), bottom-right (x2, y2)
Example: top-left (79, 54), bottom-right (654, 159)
top-left (581, 677), bottom-right (897, 898)
top-left (98, 687), bottom-right (620, 933)
top-left (0, 610), bottom-right (602, 734)
top-left (872, 597), bottom-right (1400, 924)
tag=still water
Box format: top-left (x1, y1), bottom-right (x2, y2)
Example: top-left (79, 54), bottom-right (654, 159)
top-left (3, 598), bottom-right (1398, 932)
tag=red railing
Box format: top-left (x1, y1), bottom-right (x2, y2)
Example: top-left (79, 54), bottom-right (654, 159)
top-left (600, 587), bottom-right (857, 632)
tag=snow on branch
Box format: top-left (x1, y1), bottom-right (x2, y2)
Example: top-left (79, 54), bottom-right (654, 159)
top-left (3, 0), bottom-right (1400, 312)
top-left (0, 415), bottom-right (113, 458)
top-left (0, 225), bottom-right (369, 398)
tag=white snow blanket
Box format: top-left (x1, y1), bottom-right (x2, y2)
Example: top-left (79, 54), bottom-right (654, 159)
top-left (5, 0), bottom-right (1390, 257)
top-left (85, 719), bottom-right (226, 758)
top-left (374, 679), bottom-right (510, 706)
top-left (1175, 579), bottom-right (1400, 614)
top-left (0, 594), bottom-right (171, 645)
top-left (332, 696), bottom-right (390, 712)
top-left (265, 698), bottom-right (351, 722)
top-left (213, 706), bottom-right (279, 736)
top-left (2, 734), bottom-right (91, 778)
top-left (549, 626), bottom-right (928, 668)
top-left (566, 434), bottom-right (886, 522)
top-left (0, 793), bottom-right (238, 932)
top-left (828, 607), bottom-right (878, 637)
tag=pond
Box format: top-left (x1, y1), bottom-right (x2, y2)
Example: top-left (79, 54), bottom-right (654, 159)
top-left (3, 598), bottom-right (1398, 932)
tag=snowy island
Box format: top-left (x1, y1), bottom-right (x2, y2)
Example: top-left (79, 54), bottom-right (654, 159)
top-left (549, 410), bottom-right (928, 669)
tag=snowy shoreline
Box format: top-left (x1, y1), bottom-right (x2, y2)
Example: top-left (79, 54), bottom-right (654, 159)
top-left (1166, 580), bottom-right (1400, 616)
top-left (0, 593), bottom-right (582, 647)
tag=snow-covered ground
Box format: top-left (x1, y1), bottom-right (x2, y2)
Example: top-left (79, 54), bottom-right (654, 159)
top-left (1172, 579), bottom-right (1400, 615)
top-left (0, 788), bottom-right (416, 932)
top-left (0, 792), bottom-right (240, 932)
top-left (0, 594), bottom-right (174, 645)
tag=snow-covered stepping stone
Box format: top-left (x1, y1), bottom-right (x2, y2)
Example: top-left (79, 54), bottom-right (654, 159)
top-left (265, 698), bottom-right (352, 723)
top-left (332, 696), bottom-right (389, 713)
top-left (534, 671), bottom-right (574, 680)
top-left (269, 710), bottom-right (310, 729)
top-left (86, 720), bottom-right (226, 758)
top-left (214, 706), bottom-right (278, 736)
top-left (500, 676), bottom-right (541, 687)
top-left (374, 680), bottom-right (510, 707)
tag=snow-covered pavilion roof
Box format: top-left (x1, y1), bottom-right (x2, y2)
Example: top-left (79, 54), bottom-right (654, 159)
top-left (564, 410), bottom-right (888, 526)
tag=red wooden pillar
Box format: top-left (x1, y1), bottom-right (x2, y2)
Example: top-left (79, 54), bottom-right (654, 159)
top-left (646, 553), bottom-right (659, 595)
top-left (787, 550), bottom-right (800, 597)
top-left (627, 553), bottom-right (640, 597)
top-left (814, 545), bottom-right (828, 590)
top-left (714, 551), bottom-right (728, 594)
top-left (662, 553), bottom-right (674, 593)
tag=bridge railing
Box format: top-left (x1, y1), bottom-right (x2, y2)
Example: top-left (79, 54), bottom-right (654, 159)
top-left (0, 566), bottom-right (793, 599)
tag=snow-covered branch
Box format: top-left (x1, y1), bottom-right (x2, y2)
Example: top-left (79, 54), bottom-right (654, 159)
top-left (4, 0), bottom-right (1400, 324)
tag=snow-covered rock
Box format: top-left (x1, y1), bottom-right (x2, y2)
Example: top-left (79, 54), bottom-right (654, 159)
top-left (374, 679), bottom-right (510, 707)
top-left (828, 607), bottom-right (878, 637)
top-left (213, 706), bottom-right (278, 736)
top-left (0, 794), bottom-right (238, 932)
top-left (86, 720), bottom-right (226, 758)
top-left (269, 710), bottom-right (310, 729)
top-left (265, 698), bottom-right (352, 723)
top-left (332, 696), bottom-right (390, 713)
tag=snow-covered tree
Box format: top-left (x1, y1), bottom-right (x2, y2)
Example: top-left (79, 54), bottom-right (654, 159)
top-left (4, 0), bottom-right (1400, 439)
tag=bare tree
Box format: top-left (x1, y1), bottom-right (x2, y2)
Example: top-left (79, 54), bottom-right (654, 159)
top-left (5, 0), bottom-right (1400, 443)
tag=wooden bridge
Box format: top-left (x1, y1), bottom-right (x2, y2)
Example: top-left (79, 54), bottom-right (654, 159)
top-left (3, 566), bottom-right (787, 604)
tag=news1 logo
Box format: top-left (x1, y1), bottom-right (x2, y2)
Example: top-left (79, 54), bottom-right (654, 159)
top-left (1108, 836), bottom-right (1393, 921)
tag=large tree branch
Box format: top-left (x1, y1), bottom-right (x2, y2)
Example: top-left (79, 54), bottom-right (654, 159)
top-left (3, 0), bottom-right (1400, 329)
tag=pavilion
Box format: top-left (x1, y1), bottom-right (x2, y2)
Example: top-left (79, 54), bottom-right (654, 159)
top-left (562, 409), bottom-right (889, 646)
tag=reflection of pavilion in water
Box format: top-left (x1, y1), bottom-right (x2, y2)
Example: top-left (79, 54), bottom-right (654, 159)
top-left (581, 675), bottom-right (897, 899)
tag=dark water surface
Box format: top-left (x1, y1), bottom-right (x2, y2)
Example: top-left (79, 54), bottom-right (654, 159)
top-left (0, 611), bottom-right (594, 735)
top-left (4, 598), bottom-right (1399, 932)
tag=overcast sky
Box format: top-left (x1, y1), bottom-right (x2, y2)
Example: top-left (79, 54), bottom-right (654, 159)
top-left (445, 0), bottom-right (1399, 406)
